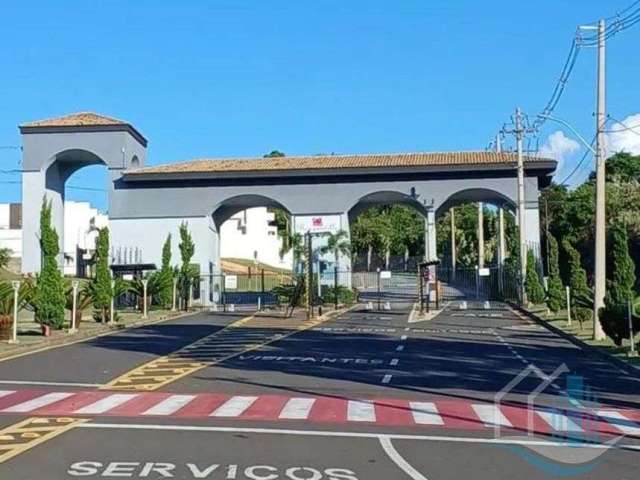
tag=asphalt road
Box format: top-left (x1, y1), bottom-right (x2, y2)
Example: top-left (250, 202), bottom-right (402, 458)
top-left (0, 300), bottom-right (638, 479)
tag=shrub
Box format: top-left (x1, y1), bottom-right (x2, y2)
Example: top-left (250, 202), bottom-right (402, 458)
top-left (524, 249), bottom-right (545, 305)
top-left (321, 285), bottom-right (356, 306)
top-left (91, 228), bottom-right (113, 322)
top-left (546, 234), bottom-right (565, 313)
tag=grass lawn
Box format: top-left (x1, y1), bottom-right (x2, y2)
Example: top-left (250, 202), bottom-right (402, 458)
top-left (526, 304), bottom-right (640, 368)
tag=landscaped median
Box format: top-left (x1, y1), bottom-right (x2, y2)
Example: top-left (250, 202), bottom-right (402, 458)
top-left (515, 304), bottom-right (640, 371)
top-left (0, 308), bottom-right (193, 361)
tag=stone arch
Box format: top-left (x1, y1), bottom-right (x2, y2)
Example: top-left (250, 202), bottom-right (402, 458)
top-left (211, 194), bottom-right (292, 231)
top-left (435, 187), bottom-right (516, 218)
top-left (347, 190), bottom-right (431, 223)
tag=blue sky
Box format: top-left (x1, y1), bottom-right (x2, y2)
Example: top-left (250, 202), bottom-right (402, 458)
top-left (0, 0), bottom-right (639, 211)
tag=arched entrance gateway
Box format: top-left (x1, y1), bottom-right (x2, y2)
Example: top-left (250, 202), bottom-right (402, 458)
top-left (20, 113), bottom-right (555, 307)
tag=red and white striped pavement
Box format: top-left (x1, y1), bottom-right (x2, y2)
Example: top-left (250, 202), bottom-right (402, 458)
top-left (0, 389), bottom-right (638, 436)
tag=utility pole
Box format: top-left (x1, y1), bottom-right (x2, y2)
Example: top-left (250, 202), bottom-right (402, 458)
top-left (450, 207), bottom-right (456, 280)
top-left (515, 107), bottom-right (527, 303)
top-left (477, 202), bottom-right (484, 269)
top-left (593, 19), bottom-right (607, 341)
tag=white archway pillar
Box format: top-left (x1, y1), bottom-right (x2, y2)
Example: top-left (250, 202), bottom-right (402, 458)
top-left (477, 202), bottom-right (484, 269)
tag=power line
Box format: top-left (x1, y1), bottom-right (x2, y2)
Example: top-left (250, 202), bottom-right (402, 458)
top-left (604, 115), bottom-right (640, 136)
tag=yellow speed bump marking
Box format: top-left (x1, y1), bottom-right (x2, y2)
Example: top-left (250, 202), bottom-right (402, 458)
top-left (102, 310), bottom-right (342, 391)
top-left (0, 417), bottom-right (88, 464)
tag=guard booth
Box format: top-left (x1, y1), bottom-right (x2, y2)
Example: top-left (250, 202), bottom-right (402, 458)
top-left (419, 260), bottom-right (441, 313)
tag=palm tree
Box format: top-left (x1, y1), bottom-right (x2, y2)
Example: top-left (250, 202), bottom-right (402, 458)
top-left (319, 230), bottom-right (351, 268)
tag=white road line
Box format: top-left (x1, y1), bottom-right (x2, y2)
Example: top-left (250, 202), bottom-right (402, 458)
top-left (400, 335), bottom-right (408, 341)
top-left (142, 395), bottom-right (196, 416)
top-left (74, 394), bottom-right (138, 414)
top-left (537, 411), bottom-right (583, 432)
top-left (347, 400), bottom-right (376, 422)
top-left (380, 436), bottom-right (429, 480)
top-left (210, 396), bottom-right (258, 417)
top-left (409, 402), bottom-right (444, 425)
top-left (80, 423), bottom-right (640, 450)
top-left (396, 345), bottom-right (405, 352)
top-left (0, 380), bottom-right (103, 388)
top-left (3, 392), bottom-right (74, 412)
top-left (381, 374), bottom-right (393, 384)
top-left (390, 358), bottom-right (399, 366)
top-left (0, 390), bottom-right (15, 398)
top-left (279, 398), bottom-right (316, 420)
top-left (472, 404), bottom-right (513, 428)
top-left (597, 410), bottom-right (640, 435)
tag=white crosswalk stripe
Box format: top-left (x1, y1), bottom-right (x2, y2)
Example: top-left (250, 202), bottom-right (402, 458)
top-left (410, 402), bottom-right (444, 425)
top-left (537, 410), bottom-right (583, 432)
top-left (210, 396), bottom-right (258, 417)
top-left (0, 390), bottom-right (15, 399)
top-left (597, 410), bottom-right (640, 435)
top-left (142, 395), bottom-right (196, 416)
top-left (74, 394), bottom-right (138, 414)
top-left (3, 392), bottom-right (74, 412)
top-left (279, 398), bottom-right (316, 420)
top-left (347, 400), bottom-right (376, 422)
top-left (472, 404), bottom-right (513, 428)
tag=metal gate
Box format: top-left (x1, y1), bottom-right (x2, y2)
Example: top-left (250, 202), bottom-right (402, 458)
top-left (352, 270), bottom-right (418, 311)
top-left (438, 266), bottom-right (520, 302)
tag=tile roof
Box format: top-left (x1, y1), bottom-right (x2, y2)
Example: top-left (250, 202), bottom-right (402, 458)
top-left (126, 151), bottom-right (553, 176)
top-left (21, 111), bottom-right (129, 128)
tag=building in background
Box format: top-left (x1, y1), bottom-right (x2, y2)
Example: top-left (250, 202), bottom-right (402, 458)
top-left (220, 207), bottom-right (292, 271)
top-left (0, 201), bottom-right (108, 276)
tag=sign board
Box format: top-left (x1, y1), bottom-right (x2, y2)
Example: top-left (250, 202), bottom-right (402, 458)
top-left (380, 271), bottom-right (392, 279)
top-left (294, 215), bottom-right (341, 234)
top-left (224, 275), bottom-right (238, 289)
top-left (478, 268), bottom-right (491, 277)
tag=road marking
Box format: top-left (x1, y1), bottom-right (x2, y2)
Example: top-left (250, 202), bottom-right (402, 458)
top-left (347, 400), bottom-right (376, 422)
top-left (3, 392), bottom-right (73, 413)
top-left (279, 398), bottom-right (316, 420)
top-left (74, 394), bottom-right (138, 414)
top-left (382, 374), bottom-right (393, 384)
top-left (400, 335), bottom-right (408, 341)
top-left (537, 411), bottom-right (583, 432)
top-left (472, 404), bottom-right (513, 428)
top-left (0, 391), bottom-right (15, 399)
top-left (211, 396), bottom-right (258, 417)
top-left (390, 358), bottom-right (399, 366)
top-left (409, 402), bottom-right (444, 425)
top-left (396, 345), bottom-right (405, 352)
top-left (0, 380), bottom-right (103, 388)
top-left (82, 422), bottom-right (640, 450)
top-left (597, 410), bottom-right (640, 435)
top-left (142, 395), bottom-right (196, 416)
top-left (0, 417), bottom-right (88, 464)
top-left (380, 436), bottom-right (429, 480)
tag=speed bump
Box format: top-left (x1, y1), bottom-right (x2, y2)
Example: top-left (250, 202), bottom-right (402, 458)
top-left (0, 417), bottom-right (88, 464)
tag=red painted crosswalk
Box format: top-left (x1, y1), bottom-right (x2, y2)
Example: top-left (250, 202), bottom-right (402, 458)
top-left (0, 388), bottom-right (637, 436)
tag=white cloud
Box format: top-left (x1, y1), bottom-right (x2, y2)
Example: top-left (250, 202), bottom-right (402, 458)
top-left (539, 130), bottom-right (581, 175)
top-left (605, 113), bottom-right (640, 157)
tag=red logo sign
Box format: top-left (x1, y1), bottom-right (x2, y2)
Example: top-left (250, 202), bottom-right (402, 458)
top-left (312, 217), bottom-right (323, 227)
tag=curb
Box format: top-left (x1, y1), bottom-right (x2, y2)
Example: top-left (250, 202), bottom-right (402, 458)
top-left (0, 310), bottom-right (200, 363)
top-left (508, 302), bottom-right (640, 376)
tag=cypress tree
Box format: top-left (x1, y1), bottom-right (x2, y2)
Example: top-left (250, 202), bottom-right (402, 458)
top-left (562, 239), bottom-right (592, 327)
top-left (92, 227), bottom-right (113, 322)
top-left (34, 198), bottom-right (66, 329)
top-left (600, 223), bottom-right (639, 345)
top-left (546, 234), bottom-right (565, 313)
top-left (525, 249), bottom-right (545, 305)
top-left (178, 222), bottom-right (195, 310)
top-left (155, 234), bottom-right (173, 308)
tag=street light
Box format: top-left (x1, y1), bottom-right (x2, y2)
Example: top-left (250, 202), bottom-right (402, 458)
top-left (537, 114), bottom-right (596, 155)
top-left (141, 278), bottom-right (148, 319)
top-left (9, 281), bottom-right (19, 344)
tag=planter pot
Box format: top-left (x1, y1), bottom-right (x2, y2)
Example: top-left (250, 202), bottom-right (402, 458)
top-left (0, 315), bottom-right (12, 341)
top-left (41, 324), bottom-right (51, 337)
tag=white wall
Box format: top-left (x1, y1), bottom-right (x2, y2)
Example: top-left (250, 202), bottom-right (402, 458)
top-left (220, 207), bottom-right (292, 270)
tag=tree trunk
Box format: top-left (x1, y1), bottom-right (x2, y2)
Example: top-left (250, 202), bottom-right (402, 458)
top-left (385, 248), bottom-right (390, 270)
top-left (367, 245), bottom-right (372, 271)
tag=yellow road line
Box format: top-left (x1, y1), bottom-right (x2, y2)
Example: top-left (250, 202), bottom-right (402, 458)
top-left (103, 309), bottom-right (345, 391)
top-left (0, 417), bottom-right (88, 464)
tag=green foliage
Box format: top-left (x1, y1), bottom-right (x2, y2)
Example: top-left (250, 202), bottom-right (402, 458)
top-left (562, 239), bottom-right (592, 326)
top-left (321, 285), bottom-right (356, 306)
top-left (546, 234), bottom-right (564, 313)
top-left (91, 228), bottom-right (113, 322)
top-left (319, 230), bottom-right (351, 264)
top-left (0, 279), bottom-right (34, 316)
top-left (263, 150), bottom-right (285, 158)
top-left (155, 234), bottom-right (174, 307)
top-left (178, 222), bottom-right (196, 309)
top-left (600, 223), bottom-right (639, 346)
top-left (33, 199), bottom-right (66, 328)
top-left (0, 248), bottom-right (12, 269)
top-left (524, 249), bottom-right (545, 305)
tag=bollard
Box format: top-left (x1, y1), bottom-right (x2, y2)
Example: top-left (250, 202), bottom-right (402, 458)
top-left (628, 300), bottom-right (637, 358)
top-left (142, 279), bottom-right (148, 319)
top-left (484, 301), bottom-right (490, 310)
top-left (229, 304), bottom-right (235, 312)
top-left (9, 281), bottom-right (20, 344)
top-left (70, 280), bottom-right (79, 333)
top-left (460, 301), bottom-right (467, 310)
top-left (566, 286), bottom-right (571, 326)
